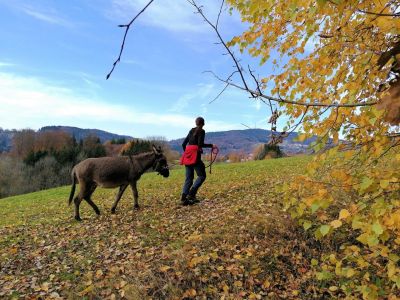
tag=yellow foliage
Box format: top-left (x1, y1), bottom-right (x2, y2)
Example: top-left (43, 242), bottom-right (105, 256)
top-left (227, 0), bottom-right (399, 297)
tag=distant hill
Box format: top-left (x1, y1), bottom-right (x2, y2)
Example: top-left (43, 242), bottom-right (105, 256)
top-left (168, 129), bottom-right (316, 155)
top-left (1, 126), bottom-right (316, 155)
top-left (39, 126), bottom-right (133, 143)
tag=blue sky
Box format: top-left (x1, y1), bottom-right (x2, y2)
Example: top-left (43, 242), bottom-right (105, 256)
top-left (0, 0), bottom-right (281, 139)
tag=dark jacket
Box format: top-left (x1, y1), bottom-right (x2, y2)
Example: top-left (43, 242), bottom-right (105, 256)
top-left (182, 128), bottom-right (212, 162)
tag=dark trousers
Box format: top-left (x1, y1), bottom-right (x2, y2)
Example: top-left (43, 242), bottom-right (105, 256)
top-left (182, 160), bottom-right (206, 196)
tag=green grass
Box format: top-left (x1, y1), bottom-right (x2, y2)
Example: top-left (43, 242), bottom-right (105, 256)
top-left (1, 156), bottom-right (325, 299)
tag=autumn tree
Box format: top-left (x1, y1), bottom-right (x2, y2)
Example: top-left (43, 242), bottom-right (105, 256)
top-left (11, 129), bottom-right (36, 158)
top-left (225, 0), bottom-right (400, 298)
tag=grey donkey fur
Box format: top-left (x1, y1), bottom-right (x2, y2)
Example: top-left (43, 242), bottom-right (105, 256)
top-left (68, 146), bottom-right (169, 221)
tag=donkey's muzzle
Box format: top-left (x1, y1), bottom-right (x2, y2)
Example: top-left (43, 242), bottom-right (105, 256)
top-left (159, 167), bottom-right (169, 178)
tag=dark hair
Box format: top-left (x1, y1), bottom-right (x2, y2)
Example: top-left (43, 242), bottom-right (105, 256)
top-left (195, 117), bottom-right (205, 127)
top-left (193, 117), bottom-right (205, 135)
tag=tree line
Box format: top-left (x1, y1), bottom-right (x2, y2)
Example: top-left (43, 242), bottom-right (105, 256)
top-left (0, 130), bottom-right (179, 198)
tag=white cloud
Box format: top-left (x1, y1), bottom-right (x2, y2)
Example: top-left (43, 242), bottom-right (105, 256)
top-left (253, 99), bottom-right (261, 111)
top-left (170, 83), bottom-right (214, 112)
top-left (0, 62), bottom-right (14, 68)
top-left (4, 1), bottom-right (74, 27)
top-left (107, 0), bottom-right (226, 33)
top-left (0, 72), bottom-right (237, 138)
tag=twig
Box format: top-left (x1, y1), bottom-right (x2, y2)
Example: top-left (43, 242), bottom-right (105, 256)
top-left (187, 0), bottom-right (251, 93)
top-left (106, 0), bottom-right (155, 80)
top-left (216, 0), bottom-right (225, 29)
top-left (207, 70), bottom-right (237, 104)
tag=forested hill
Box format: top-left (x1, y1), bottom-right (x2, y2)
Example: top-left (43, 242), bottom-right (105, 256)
top-left (39, 126), bottom-right (133, 143)
top-left (168, 129), bottom-right (316, 155)
top-left (0, 126), bottom-right (133, 153)
top-left (1, 127), bottom-right (316, 155)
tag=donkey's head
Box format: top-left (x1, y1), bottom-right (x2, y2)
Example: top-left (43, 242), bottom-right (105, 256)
top-left (152, 145), bottom-right (169, 178)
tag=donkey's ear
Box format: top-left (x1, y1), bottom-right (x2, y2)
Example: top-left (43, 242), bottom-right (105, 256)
top-left (152, 144), bottom-right (161, 155)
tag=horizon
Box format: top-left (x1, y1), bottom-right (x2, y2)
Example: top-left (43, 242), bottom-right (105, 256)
top-left (1, 124), bottom-right (284, 141)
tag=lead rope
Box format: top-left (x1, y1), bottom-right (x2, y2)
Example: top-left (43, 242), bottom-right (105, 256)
top-left (205, 146), bottom-right (219, 174)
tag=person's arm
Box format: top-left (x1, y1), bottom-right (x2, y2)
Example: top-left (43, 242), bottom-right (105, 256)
top-left (182, 129), bottom-right (191, 151)
top-left (198, 130), bottom-right (213, 148)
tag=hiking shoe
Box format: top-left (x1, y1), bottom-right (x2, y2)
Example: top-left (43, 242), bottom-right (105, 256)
top-left (187, 194), bottom-right (200, 203)
top-left (181, 199), bottom-right (193, 206)
top-left (181, 194), bottom-right (192, 206)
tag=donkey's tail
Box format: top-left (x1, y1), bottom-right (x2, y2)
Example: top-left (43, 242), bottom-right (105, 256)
top-left (68, 169), bottom-right (77, 206)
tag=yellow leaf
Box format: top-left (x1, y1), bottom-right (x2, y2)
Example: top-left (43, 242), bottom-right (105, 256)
top-left (234, 280), bottom-right (243, 287)
top-left (78, 285), bottom-right (94, 296)
top-left (183, 288), bottom-right (197, 297)
top-left (346, 268), bottom-right (355, 278)
top-left (262, 280), bottom-right (271, 288)
top-left (159, 265), bottom-right (171, 272)
top-left (95, 270), bottom-right (103, 278)
top-left (339, 209), bottom-right (350, 220)
top-left (330, 219), bottom-right (342, 229)
top-left (380, 180), bottom-right (390, 189)
top-left (187, 234), bottom-right (202, 242)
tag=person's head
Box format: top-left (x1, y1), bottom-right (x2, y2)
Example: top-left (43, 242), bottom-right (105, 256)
top-left (195, 117), bottom-right (205, 128)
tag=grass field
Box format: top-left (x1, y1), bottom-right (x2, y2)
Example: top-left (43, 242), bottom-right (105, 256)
top-left (0, 156), bottom-right (333, 299)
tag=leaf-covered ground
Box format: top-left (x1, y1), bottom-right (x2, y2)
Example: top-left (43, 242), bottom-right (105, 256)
top-left (1, 156), bottom-right (334, 299)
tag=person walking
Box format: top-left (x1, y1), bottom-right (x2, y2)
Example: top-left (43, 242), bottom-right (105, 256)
top-left (180, 117), bottom-right (215, 205)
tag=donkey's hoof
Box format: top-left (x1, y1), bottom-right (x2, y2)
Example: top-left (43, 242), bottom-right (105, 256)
top-left (111, 208), bottom-right (116, 214)
top-left (134, 205), bottom-right (140, 210)
top-left (75, 216), bottom-right (82, 221)
top-left (95, 210), bottom-right (101, 215)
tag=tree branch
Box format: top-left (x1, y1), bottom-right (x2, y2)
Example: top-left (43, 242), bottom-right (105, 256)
top-left (357, 9), bottom-right (400, 17)
top-left (187, 0), bottom-right (251, 93)
top-left (106, 0), bottom-right (155, 80)
top-left (208, 71), bottom-right (378, 108)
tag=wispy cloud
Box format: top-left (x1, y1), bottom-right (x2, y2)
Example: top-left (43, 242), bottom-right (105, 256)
top-left (8, 2), bottom-right (74, 27)
top-left (0, 72), bottom-right (237, 138)
top-left (107, 0), bottom-right (226, 33)
top-left (0, 62), bottom-right (14, 68)
top-left (170, 83), bottom-right (214, 112)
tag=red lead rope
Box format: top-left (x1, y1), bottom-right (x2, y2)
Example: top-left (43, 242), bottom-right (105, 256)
top-left (205, 146), bottom-right (219, 174)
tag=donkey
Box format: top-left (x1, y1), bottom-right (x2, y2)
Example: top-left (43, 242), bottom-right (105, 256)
top-left (68, 145), bottom-right (169, 221)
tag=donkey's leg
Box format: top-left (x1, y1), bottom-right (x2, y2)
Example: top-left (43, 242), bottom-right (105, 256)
top-left (130, 181), bottom-right (139, 209)
top-left (84, 183), bottom-right (100, 215)
top-left (74, 182), bottom-right (90, 221)
top-left (74, 195), bottom-right (83, 221)
top-left (111, 184), bottom-right (128, 214)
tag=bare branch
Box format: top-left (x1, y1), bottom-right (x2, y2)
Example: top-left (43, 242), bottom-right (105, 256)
top-left (209, 83), bottom-right (229, 104)
top-left (209, 72), bottom-right (378, 108)
top-left (106, 0), bottom-right (155, 80)
top-left (216, 0), bottom-right (225, 29)
top-left (205, 70), bottom-right (237, 104)
top-left (357, 9), bottom-right (400, 17)
top-left (187, 0), bottom-right (251, 92)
